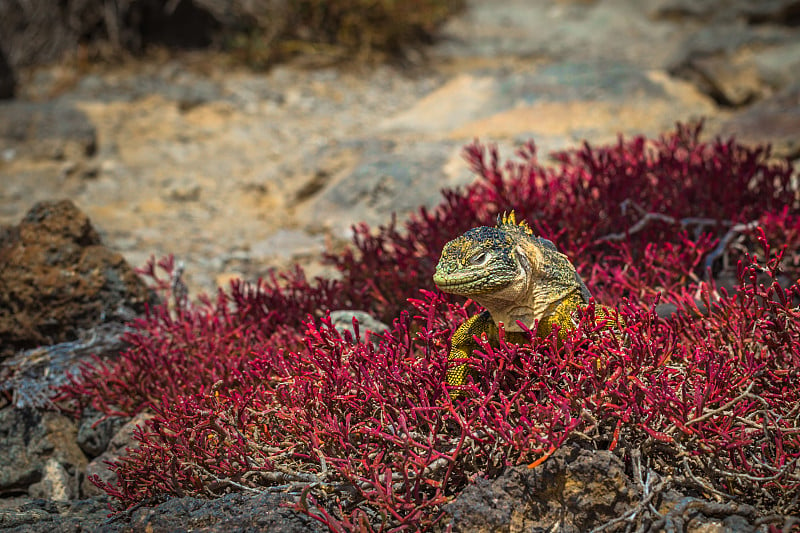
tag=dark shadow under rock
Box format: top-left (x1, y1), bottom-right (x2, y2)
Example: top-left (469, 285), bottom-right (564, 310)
top-left (0, 47), bottom-right (14, 99)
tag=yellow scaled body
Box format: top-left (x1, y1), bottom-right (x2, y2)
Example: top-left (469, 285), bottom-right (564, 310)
top-left (444, 294), bottom-right (589, 388)
top-left (433, 212), bottom-right (611, 395)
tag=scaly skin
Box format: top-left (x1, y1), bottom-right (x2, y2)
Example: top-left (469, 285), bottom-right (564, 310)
top-left (433, 212), bottom-right (598, 395)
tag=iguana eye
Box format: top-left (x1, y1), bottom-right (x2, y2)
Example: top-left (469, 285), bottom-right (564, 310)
top-left (469, 251), bottom-right (491, 266)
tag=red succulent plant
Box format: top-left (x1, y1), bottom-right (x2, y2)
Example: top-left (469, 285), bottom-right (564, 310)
top-left (58, 124), bottom-right (800, 530)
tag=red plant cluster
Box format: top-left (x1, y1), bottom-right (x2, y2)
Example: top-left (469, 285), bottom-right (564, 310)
top-left (59, 124), bottom-right (800, 529)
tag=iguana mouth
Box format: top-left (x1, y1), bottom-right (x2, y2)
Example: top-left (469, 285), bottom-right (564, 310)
top-left (432, 270), bottom-right (486, 290)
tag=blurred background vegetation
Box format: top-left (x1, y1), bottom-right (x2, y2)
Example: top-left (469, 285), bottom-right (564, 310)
top-left (0, 0), bottom-right (463, 97)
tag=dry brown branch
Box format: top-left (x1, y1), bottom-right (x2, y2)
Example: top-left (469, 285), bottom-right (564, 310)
top-left (596, 201), bottom-right (763, 279)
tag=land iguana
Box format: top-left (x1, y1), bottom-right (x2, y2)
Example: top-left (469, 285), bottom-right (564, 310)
top-left (433, 211), bottom-right (605, 395)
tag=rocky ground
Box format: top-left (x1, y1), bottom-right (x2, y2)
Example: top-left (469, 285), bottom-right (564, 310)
top-left (1, 0), bottom-right (800, 531)
top-left (3, 0), bottom-right (799, 297)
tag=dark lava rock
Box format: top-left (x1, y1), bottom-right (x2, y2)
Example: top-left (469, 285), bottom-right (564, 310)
top-left (0, 492), bottom-right (326, 532)
top-left (0, 496), bottom-right (112, 531)
top-left (0, 322), bottom-right (134, 409)
top-left (0, 199), bottom-right (155, 359)
top-left (444, 446), bottom-right (636, 532)
top-left (82, 412), bottom-right (150, 497)
top-left (114, 492), bottom-right (327, 533)
top-left (76, 409), bottom-right (129, 459)
top-left (0, 407), bottom-right (86, 501)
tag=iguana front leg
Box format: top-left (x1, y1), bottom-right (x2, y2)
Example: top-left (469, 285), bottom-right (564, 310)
top-left (446, 294), bottom-right (588, 398)
top-left (446, 310), bottom-right (498, 394)
top-left (446, 311), bottom-right (532, 397)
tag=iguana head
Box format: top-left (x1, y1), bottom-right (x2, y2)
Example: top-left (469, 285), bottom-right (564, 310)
top-left (433, 212), bottom-right (590, 329)
top-left (432, 214), bottom-right (525, 296)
